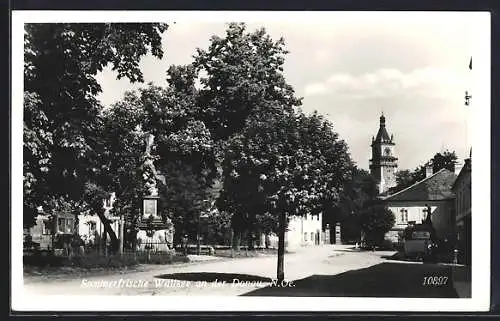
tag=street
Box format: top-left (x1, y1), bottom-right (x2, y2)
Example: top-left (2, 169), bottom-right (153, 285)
top-left (23, 245), bottom-right (470, 297)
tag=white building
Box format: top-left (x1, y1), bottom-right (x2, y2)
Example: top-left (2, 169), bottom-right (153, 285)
top-left (263, 213), bottom-right (326, 251)
top-left (77, 192), bottom-right (119, 245)
top-left (27, 193), bottom-right (119, 249)
top-left (382, 168), bottom-right (457, 244)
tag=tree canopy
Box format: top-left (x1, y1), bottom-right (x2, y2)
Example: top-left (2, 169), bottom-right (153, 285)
top-left (24, 23), bottom-right (356, 264)
top-left (193, 22), bottom-right (301, 142)
top-left (358, 205), bottom-right (395, 247)
top-left (23, 23), bottom-right (168, 235)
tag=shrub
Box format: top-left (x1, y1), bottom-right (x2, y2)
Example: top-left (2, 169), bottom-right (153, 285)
top-left (358, 205), bottom-right (395, 247)
top-left (24, 250), bottom-right (189, 269)
top-left (380, 239), bottom-right (395, 251)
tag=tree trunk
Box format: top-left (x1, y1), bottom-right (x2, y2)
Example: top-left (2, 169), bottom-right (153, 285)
top-left (248, 230), bottom-right (255, 250)
top-left (233, 230), bottom-right (241, 251)
top-left (96, 209), bottom-right (119, 254)
top-left (230, 228), bottom-right (235, 257)
top-left (277, 211), bottom-right (286, 283)
top-left (245, 230), bottom-right (249, 256)
top-left (119, 215), bottom-right (124, 256)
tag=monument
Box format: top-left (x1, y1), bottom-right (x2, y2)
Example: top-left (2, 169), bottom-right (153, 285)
top-left (136, 134), bottom-right (174, 252)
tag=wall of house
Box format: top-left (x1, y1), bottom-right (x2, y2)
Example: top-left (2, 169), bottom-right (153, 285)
top-left (27, 193), bottom-right (119, 249)
top-left (287, 213), bottom-right (323, 250)
top-left (386, 200), bottom-right (455, 243)
top-left (29, 215), bottom-right (53, 249)
top-left (261, 213), bottom-right (324, 250)
top-left (454, 173), bottom-right (471, 224)
top-left (77, 214), bottom-right (120, 245)
top-left (453, 168), bottom-right (471, 265)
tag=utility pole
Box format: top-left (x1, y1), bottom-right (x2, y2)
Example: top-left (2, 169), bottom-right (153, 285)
top-left (276, 210), bottom-right (286, 283)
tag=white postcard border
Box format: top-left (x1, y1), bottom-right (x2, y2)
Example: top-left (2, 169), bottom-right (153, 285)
top-left (11, 10), bottom-right (491, 312)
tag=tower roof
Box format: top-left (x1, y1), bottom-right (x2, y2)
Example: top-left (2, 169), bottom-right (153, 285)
top-left (374, 113), bottom-right (392, 143)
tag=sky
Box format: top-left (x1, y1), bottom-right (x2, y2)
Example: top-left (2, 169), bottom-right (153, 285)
top-left (95, 12), bottom-right (485, 171)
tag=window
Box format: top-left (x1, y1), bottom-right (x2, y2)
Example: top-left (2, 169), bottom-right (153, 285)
top-left (310, 232), bottom-right (314, 241)
top-left (400, 209), bottom-right (408, 223)
top-left (57, 218), bottom-right (74, 234)
top-left (88, 222), bottom-right (97, 234)
top-left (304, 233), bottom-right (308, 241)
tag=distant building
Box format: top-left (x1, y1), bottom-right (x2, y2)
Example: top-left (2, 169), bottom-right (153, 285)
top-left (382, 168), bottom-right (457, 244)
top-left (452, 153), bottom-right (471, 265)
top-left (77, 192), bottom-right (120, 245)
top-left (370, 113), bottom-right (398, 194)
top-left (263, 213), bottom-right (327, 250)
top-left (27, 193), bottom-right (119, 250)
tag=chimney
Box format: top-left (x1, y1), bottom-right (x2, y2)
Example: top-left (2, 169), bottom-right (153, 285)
top-left (425, 165), bottom-right (433, 178)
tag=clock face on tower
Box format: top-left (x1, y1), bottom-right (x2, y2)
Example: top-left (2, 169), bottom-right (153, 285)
top-left (384, 147), bottom-right (391, 156)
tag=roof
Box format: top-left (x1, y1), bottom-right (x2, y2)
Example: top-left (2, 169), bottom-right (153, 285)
top-left (375, 126), bottom-right (391, 142)
top-left (383, 168), bottom-right (457, 202)
top-left (373, 114), bottom-right (393, 143)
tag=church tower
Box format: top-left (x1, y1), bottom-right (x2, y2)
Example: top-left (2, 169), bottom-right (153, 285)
top-left (369, 113), bottom-right (398, 194)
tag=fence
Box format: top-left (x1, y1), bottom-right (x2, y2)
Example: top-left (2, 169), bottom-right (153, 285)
top-left (23, 241), bottom-right (191, 266)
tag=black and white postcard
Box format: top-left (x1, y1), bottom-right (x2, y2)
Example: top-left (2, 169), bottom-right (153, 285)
top-left (11, 10), bottom-right (491, 312)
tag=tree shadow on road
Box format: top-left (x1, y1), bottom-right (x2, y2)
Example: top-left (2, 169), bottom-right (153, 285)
top-left (381, 251), bottom-right (415, 262)
top-left (243, 262), bottom-right (469, 298)
top-left (155, 272), bottom-right (273, 283)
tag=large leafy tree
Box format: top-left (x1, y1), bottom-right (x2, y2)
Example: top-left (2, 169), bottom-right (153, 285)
top-left (193, 22), bottom-right (301, 142)
top-left (334, 167), bottom-right (378, 242)
top-left (193, 24), bottom-right (353, 280)
top-left (222, 111), bottom-right (353, 280)
top-left (394, 169), bottom-right (414, 192)
top-left (192, 22), bottom-right (303, 247)
top-left (430, 150), bottom-right (458, 175)
top-left (23, 23), bottom-right (168, 238)
top-left (104, 65), bottom-right (219, 246)
top-left (97, 93), bottom-right (150, 250)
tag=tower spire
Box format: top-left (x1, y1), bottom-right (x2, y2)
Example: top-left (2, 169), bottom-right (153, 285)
top-left (370, 112), bottom-right (398, 195)
top-left (380, 111), bottom-right (386, 127)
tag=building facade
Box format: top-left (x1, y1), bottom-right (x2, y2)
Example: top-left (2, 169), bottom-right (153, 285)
top-left (370, 113), bottom-right (398, 194)
top-left (452, 155), bottom-right (471, 265)
top-left (27, 193), bottom-right (119, 250)
top-left (382, 168), bottom-right (457, 244)
top-left (263, 213), bottom-right (326, 250)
